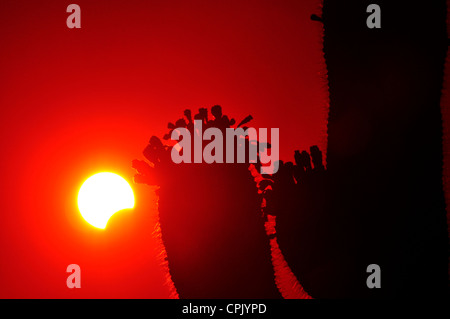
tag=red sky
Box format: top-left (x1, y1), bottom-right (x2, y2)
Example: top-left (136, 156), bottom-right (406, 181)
top-left (0, 0), bottom-right (327, 298)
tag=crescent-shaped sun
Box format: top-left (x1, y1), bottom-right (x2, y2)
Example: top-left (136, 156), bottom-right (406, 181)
top-left (77, 172), bottom-right (135, 229)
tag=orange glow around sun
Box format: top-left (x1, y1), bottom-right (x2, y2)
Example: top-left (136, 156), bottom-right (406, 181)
top-left (77, 172), bottom-right (135, 229)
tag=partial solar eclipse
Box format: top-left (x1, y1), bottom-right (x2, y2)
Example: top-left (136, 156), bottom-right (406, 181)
top-left (77, 172), bottom-right (135, 229)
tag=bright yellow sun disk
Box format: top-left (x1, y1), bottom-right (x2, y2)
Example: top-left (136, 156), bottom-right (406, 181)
top-left (77, 172), bottom-right (135, 229)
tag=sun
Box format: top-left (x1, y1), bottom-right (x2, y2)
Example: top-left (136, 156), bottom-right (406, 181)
top-left (77, 172), bottom-right (135, 229)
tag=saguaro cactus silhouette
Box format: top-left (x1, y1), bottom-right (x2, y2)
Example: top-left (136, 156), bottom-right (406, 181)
top-left (268, 1), bottom-right (449, 299)
top-left (133, 106), bottom-right (281, 298)
top-left (322, 1), bottom-right (449, 297)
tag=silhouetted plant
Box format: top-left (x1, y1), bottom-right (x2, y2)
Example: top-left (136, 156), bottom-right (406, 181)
top-left (133, 106), bottom-right (283, 298)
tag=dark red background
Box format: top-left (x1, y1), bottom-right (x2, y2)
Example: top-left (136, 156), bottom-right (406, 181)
top-left (0, 1), bottom-right (328, 297)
